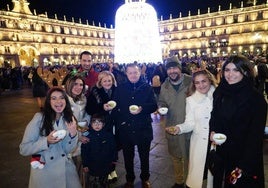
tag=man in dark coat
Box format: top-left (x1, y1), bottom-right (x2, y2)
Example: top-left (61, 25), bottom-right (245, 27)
top-left (112, 63), bottom-right (158, 188)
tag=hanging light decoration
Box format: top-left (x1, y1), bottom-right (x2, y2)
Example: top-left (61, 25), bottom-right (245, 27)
top-left (114, 0), bottom-right (162, 64)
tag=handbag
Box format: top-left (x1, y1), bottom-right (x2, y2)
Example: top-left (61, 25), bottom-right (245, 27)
top-left (206, 144), bottom-right (222, 176)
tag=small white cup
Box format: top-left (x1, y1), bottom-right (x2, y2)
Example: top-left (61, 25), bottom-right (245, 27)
top-left (78, 121), bottom-right (87, 128)
top-left (158, 107), bottom-right (168, 115)
top-left (107, 100), bottom-right (117, 109)
top-left (52, 130), bottom-right (67, 139)
top-left (77, 121), bottom-right (88, 132)
top-left (213, 133), bottom-right (227, 145)
top-left (129, 105), bottom-right (139, 113)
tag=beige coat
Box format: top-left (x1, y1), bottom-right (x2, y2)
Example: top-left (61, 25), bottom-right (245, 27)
top-left (158, 74), bottom-right (192, 158)
top-left (177, 86), bottom-right (215, 188)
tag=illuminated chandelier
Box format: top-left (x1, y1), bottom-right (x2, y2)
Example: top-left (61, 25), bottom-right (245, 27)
top-left (114, 0), bottom-right (162, 64)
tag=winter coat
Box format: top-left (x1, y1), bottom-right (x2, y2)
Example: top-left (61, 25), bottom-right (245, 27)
top-left (178, 86), bottom-right (215, 188)
top-left (81, 67), bottom-right (99, 94)
top-left (32, 70), bottom-right (48, 98)
top-left (67, 95), bottom-right (91, 156)
top-left (210, 77), bottom-right (267, 188)
top-left (81, 129), bottom-right (117, 177)
top-left (68, 95), bottom-right (90, 123)
top-left (158, 74), bottom-right (192, 158)
top-left (19, 113), bottom-right (81, 188)
top-left (86, 86), bottom-right (116, 132)
top-left (112, 79), bottom-right (157, 146)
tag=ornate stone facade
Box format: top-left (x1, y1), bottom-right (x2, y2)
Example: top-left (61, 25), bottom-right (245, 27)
top-left (0, 0), bottom-right (267, 67)
top-left (159, 2), bottom-right (268, 59)
top-left (0, 0), bottom-right (114, 67)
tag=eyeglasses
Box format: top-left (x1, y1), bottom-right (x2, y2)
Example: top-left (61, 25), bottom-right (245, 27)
top-left (91, 120), bottom-right (103, 125)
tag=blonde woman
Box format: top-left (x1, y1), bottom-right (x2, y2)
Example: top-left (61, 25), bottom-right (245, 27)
top-left (86, 71), bottom-right (118, 182)
top-left (167, 69), bottom-right (217, 188)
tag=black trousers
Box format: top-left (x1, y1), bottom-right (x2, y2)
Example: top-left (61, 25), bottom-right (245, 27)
top-left (85, 174), bottom-right (109, 188)
top-left (122, 141), bottom-right (151, 182)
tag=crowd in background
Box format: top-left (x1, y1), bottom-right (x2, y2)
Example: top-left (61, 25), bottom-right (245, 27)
top-left (1, 53), bottom-right (267, 97)
top-left (3, 52), bottom-right (268, 188)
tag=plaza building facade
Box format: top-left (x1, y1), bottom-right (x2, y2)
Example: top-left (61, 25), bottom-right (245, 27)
top-left (159, 1), bottom-right (268, 59)
top-left (0, 0), bottom-right (267, 67)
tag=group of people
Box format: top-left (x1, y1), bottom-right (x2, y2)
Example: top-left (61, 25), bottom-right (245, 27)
top-left (19, 51), bottom-right (156, 188)
top-left (161, 55), bottom-right (267, 188)
top-left (19, 51), bottom-right (267, 188)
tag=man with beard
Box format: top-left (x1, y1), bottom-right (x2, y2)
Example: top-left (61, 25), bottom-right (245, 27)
top-left (158, 56), bottom-right (192, 188)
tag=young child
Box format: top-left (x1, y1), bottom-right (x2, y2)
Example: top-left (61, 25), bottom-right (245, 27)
top-left (81, 114), bottom-right (117, 188)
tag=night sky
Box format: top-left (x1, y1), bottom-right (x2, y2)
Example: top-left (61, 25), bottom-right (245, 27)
top-left (0, 0), bottom-right (266, 26)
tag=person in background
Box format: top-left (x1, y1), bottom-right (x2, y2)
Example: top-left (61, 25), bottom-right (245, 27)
top-left (168, 69), bottom-right (217, 188)
top-left (19, 87), bottom-right (81, 188)
top-left (86, 70), bottom-right (118, 182)
top-left (209, 55), bottom-right (267, 188)
top-left (81, 114), bottom-right (117, 188)
top-left (79, 51), bottom-right (99, 94)
top-left (64, 75), bottom-right (91, 180)
top-left (107, 61), bottom-right (127, 85)
top-left (256, 55), bottom-right (268, 97)
top-left (158, 55), bottom-right (192, 188)
top-left (152, 64), bottom-right (167, 100)
top-left (31, 67), bottom-right (48, 111)
top-left (112, 63), bottom-right (158, 188)
top-left (63, 51), bottom-right (99, 96)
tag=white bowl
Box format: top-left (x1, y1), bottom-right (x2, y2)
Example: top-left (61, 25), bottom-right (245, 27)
top-left (213, 133), bottom-right (227, 145)
top-left (77, 121), bottom-right (88, 132)
top-left (129, 105), bottom-right (139, 113)
top-left (107, 100), bottom-right (117, 109)
top-left (158, 107), bottom-right (168, 115)
top-left (52, 130), bottom-right (67, 139)
top-left (77, 121), bottom-right (87, 128)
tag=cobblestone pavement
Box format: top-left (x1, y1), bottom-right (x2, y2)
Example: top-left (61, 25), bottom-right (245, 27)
top-left (0, 88), bottom-right (267, 188)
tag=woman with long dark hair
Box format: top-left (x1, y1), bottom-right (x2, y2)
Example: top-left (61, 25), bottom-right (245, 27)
top-left (20, 87), bottom-right (81, 188)
top-left (209, 55), bottom-right (267, 188)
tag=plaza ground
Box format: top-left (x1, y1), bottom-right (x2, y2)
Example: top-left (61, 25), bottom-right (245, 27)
top-left (0, 88), bottom-right (268, 188)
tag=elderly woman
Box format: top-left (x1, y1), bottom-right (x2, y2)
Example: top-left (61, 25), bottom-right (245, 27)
top-left (86, 70), bottom-right (118, 182)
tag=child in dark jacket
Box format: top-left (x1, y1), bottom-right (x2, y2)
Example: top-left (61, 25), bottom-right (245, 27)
top-left (81, 114), bottom-right (117, 188)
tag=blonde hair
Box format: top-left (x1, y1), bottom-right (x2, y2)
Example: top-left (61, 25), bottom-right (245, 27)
top-left (96, 71), bottom-right (117, 88)
top-left (186, 69), bottom-right (217, 96)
